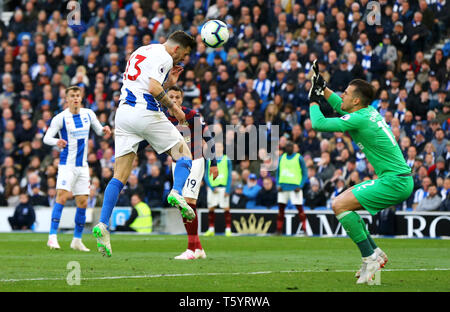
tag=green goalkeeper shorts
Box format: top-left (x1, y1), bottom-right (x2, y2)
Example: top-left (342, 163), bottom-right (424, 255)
top-left (352, 175), bottom-right (414, 215)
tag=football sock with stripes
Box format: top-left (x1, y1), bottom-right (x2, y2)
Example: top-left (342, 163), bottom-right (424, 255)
top-left (73, 207), bottom-right (86, 239)
top-left (337, 211), bottom-right (374, 257)
top-left (99, 178), bottom-right (124, 226)
top-left (50, 202), bottom-right (64, 235)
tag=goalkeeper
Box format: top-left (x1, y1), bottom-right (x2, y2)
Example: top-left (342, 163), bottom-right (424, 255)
top-left (308, 60), bottom-right (414, 284)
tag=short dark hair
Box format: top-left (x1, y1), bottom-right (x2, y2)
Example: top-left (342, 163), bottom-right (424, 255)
top-left (168, 31), bottom-right (196, 51)
top-left (168, 85), bottom-right (183, 95)
top-left (65, 85), bottom-right (81, 95)
top-left (349, 79), bottom-right (375, 107)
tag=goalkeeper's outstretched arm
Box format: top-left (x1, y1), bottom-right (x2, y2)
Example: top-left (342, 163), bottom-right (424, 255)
top-left (323, 87), bottom-right (348, 116)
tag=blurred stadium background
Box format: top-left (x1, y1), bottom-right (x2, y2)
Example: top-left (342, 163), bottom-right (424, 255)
top-left (0, 0), bottom-right (449, 238)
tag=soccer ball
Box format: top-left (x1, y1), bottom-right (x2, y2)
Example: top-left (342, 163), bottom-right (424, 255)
top-left (201, 20), bottom-right (229, 48)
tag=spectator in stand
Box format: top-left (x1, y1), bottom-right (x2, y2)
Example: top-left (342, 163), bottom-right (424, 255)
top-left (8, 192), bottom-right (35, 230)
top-left (143, 166), bottom-right (164, 208)
top-left (413, 176), bottom-right (433, 209)
top-left (317, 151), bottom-right (336, 183)
top-left (304, 177), bottom-right (327, 209)
top-left (230, 183), bottom-right (247, 209)
top-left (416, 184), bottom-right (442, 211)
top-left (256, 177), bottom-right (278, 209)
top-left (29, 183), bottom-right (49, 206)
top-left (242, 173), bottom-right (262, 209)
top-left (431, 128), bottom-right (448, 157)
top-left (428, 156), bottom-right (448, 183)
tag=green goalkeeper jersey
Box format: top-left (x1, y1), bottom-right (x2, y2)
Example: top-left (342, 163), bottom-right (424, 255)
top-left (310, 92), bottom-right (411, 178)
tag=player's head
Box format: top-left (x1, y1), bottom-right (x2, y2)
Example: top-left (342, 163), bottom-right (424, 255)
top-left (341, 79), bottom-right (375, 112)
top-left (166, 31), bottom-right (196, 64)
top-left (285, 141), bottom-right (294, 155)
top-left (65, 86), bottom-right (82, 112)
top-left (167, 85), bottom-right (184, 107)
top-left (215, 141), bottom-right (224, 157)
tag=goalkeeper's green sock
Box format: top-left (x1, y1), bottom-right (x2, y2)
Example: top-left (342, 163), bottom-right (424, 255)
top-left (365, 229), bottom-right (378, 250)
top-left (337, 211), bottom-right (374, 257)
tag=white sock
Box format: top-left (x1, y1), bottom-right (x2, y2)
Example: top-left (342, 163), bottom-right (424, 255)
top-left (208, 227), bottom-right (214, 231)
top-left (363, 252), bottom-right (377, 261)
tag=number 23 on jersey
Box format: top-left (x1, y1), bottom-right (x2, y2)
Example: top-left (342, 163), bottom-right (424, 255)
top-left (123, 54), bottom-right (146, 81)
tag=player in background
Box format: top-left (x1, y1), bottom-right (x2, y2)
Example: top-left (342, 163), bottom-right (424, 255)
top-left (43, 86), bottom-right (111, 251)
top-left (92, 31), bottom-right (197, 257)
top-left (204, 141), bottom-right (233, 237)
top-left (166, 86), bottom-right (218, 260)
top-left (275, 141), bottom-right (308, 235)
top-left (308, 61), bottom-right (414, 284)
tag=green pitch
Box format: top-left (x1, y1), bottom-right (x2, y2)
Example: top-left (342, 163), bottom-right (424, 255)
top-left (0, 233), bottom-right (449, 292)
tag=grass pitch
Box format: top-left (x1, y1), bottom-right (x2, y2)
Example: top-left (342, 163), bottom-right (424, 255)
top-left (0, 233), bottom-right (449, 292)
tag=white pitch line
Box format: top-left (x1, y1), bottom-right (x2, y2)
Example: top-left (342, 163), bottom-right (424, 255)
top-left (1, 268), bottom-right (450, 283)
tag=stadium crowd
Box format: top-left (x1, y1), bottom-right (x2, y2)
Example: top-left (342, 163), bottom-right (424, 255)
top-left (0, 0), bottom-right (449, 215)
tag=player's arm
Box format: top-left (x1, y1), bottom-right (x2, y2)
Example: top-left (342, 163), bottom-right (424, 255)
top-left (324, 88), bottom-right (348, 116)
top-left (43, 115), bottom-right (66, 148)
top-left (225, 159), bottom-right (232, 195)
top-left (204, 160), bottom-right (215, 191)
top-left (299, 155), bottom-right (308, 189)
top-left (201, 120), bottom-right (218, 179)
top-left (88, 109), bottom-right (111, 136)
top-left (309, 103), bottom-right (363, 132)
top-left (147, 56), bottom-right (186, 123)
top-left (276, 155), bottom-right (282, 191)
top-left (149, 78), bottom-right (186, 123)
top-left (309, 59), bottom-right (348, 115)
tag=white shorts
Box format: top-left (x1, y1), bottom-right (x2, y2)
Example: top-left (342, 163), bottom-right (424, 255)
top-left (56, 165), bottom-right (90, 196)
top-left (277, 190), bottom-right (303, 205)
top-left (207, 186), bottom-right (229, 208)
top-left (114, 104), bottom-right (184, 157)
top-left (172, 158), bottom-right (205, 200)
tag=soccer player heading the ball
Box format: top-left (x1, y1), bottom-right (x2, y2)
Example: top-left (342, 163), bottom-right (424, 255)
top-left (308, 60), bottom-right (414, 284)
top-left (92, 31), bottom-right (197, 257)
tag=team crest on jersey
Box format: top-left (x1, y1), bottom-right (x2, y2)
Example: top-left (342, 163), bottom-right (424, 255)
top-left (340, 114), bottom-right (351, 120)
top-left (159, 65), bottom-right (164, 74)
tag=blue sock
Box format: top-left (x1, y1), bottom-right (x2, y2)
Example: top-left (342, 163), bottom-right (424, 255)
top-left (74, 207), bottom-right (86, 239)
top-left (99, 178), bottom-right (124, 225)
top-left (173, 157), bottom-right (192, 194)
top-left (50, 202), bottom-right (64, 235)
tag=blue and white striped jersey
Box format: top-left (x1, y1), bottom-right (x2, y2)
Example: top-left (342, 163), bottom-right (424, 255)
top-left (43, 108), bottom-right (104, 167)
top-left (119, 44), bottom-right (173, 111)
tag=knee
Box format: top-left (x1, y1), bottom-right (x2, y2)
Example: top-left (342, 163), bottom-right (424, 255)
top-left (171, 141), bottom-right (192, 161)
top-left (331, 198), bottom-right (343, 215)
top-left (56, 191), bottom-right (67, 205)
top-left (77, 199), bottom-right (87, 208)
